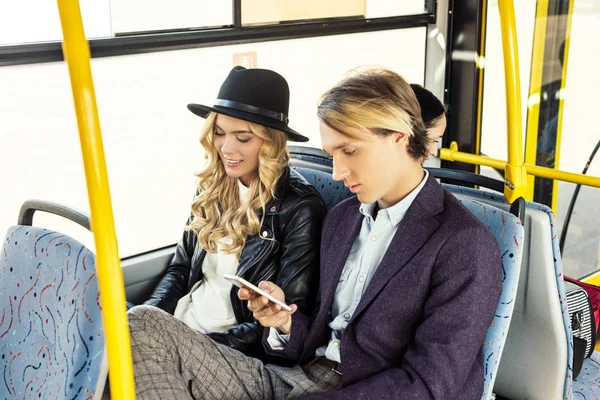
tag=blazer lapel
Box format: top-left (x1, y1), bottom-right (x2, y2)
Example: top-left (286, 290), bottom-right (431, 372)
top-left (351, 175), bottom-right (444, 319)
top-left (320, 202), bottom-right (363, 313)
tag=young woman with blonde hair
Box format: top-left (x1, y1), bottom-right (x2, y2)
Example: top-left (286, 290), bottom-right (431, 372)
top-left (138, 66), bottom-right (326, 359)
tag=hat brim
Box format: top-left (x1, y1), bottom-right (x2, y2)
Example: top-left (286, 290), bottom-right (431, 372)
top-left (187, 103), bottom-right (309, 143)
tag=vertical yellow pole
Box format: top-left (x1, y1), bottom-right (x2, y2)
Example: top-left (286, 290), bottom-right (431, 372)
top-left (551, 0), bottom-right (575, 213)
top-left (498, 0), bottom-right (528, 203)
top-left (474, 0), bottom-right (488, 175)
top-left (55, 1), bottom-right (135, 399)
top-left (524, 0), bottom-right (549, 201)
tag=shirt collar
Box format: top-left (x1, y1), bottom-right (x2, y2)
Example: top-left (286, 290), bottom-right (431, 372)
top-left (359, 169), bottom-right (429, 227)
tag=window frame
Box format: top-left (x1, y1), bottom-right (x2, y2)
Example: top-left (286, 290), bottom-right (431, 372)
top-left (0, 0), bottom-right (435, 66)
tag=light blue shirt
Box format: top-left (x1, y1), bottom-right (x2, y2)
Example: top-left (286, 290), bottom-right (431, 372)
top-left (268, 170), bottom-right (429, 363)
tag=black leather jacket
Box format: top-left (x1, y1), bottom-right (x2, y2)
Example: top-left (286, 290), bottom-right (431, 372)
top-left (144, 167), bottom-right (326, 358)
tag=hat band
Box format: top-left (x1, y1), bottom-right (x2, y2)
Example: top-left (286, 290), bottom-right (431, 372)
top-left (214, 99), bottom-right (289, 125)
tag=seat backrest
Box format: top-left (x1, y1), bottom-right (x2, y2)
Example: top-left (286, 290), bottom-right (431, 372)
top-left (288, 145), bottom-right (334, 172)
top-left (0, 225), bottom-right (105, 398)
top-left (455, 198), bottom-right (524, 400)
top-left (293, 166), bottom-right (353, 211)
top-left (445, 184), bottom-right (572, 400)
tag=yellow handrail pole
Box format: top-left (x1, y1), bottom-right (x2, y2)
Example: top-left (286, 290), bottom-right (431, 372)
top-left (525, 164), bottom-right (600, 188)
top-left (497, 0), bottom-right (528, 203)
top-left (441, 144), bottom-right (600, 189)
top-left (441, 143), bottom-right (507, 171)
top-left (56, 1), bottom-right (135, 399)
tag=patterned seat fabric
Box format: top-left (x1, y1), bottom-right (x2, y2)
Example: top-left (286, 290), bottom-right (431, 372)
top-left (0, 225), bottom-right (104, 399)
top-left (455, 198), bottom-right (524, 400)
top-left (292, 167), bottom-right (353, 211)
top-left (573, 351), bottom-right (600, 399)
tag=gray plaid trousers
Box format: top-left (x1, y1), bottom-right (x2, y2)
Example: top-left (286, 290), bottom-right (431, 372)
top-left (128, 305), bottom-right (342, 399)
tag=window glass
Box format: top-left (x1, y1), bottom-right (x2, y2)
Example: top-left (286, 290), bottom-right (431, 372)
top-left (110, 0), bottom-right (232, 35)
top-left (1, 0), bottom-right (111, 45)
top-left (480, 0), bottom-right (600, 278)
top-left (0, 27), bottom-right (426, 258)
top-left (365, 0), bottom-right (427, 18)
top-left (480, 0), bottom-right (537, 162)
top-left (1, 0), bottom-right (232, 45)
top-left (558, 183), bottom-right (600, 279)
top-left (242, 0), bottom-right (365, 26)
top-left (556, 0), bottom-right (600, 278)
top-left (242, 0), bottom-right (427, 26)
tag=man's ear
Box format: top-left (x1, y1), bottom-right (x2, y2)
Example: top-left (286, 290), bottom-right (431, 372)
top-left (392, 131), bottom-right (408, 145)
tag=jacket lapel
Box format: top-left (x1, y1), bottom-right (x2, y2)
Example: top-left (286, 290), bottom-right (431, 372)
top-left (320, 201), bottom-right (363, 314)
top-left (351, 175), bottom-right (444, 319)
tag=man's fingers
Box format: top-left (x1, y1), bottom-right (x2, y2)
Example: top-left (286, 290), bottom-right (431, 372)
top-left (254, 310), bottom-right (284, 322)
top-left (247, 298), bottom-right (266, 312)
top-left (258, 281), bottom-right (273, 292)
top-left (247, 294), bottom-right (275, 312)
top-left (253, 303), bottom-right (285, 319)
top-left (239, 287), bottom-right (260, 300)
top-left (253, 303), bottom-right (295, 320)
top-left (240, 281), bottom-right (295, 330)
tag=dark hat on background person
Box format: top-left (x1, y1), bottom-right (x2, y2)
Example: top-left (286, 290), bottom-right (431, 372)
top-left (188, 66), bottom-right (308, 142)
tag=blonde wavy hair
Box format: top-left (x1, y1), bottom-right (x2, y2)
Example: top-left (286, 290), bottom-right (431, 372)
top-left (187, 112), bottom-right (289, 254)
top-left (317, 68), bottom-right (430, 161)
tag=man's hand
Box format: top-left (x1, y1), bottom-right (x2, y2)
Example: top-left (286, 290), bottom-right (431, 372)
top-left (238, 281), bottom-right (297, 334)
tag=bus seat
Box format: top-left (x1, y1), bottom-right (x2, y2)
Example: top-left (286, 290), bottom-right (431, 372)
top-left (291, 160), bottom-right (524, 399)
top-left (0, 204), bottom-right (106, 398)
top-left (445, 184), bottom-right (572, 400)
top-left (292, 166), bottom-right (353, 211)
top-left (288, 145), bottom-right (335, 173)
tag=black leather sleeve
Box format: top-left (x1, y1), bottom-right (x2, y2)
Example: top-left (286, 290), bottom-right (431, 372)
top-left (274, 193), bottom-right (326, 313)
top-left (207, 193), bottom-right (326, 357)
top-left (143, 218), bottom-right (196, 314)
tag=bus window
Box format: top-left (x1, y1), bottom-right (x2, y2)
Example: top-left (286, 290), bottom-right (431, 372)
top-left (1, 0), bottom-right (111, 45)
top-left (241, 0), bottom-right (427, 26)
top-left (0, 28), bottom-right (426, 258)
top-left (479, 0), bottom-right (600, 279)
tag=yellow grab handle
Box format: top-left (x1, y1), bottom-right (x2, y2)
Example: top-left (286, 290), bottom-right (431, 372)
top-left (441, 143), bottom-right (600, 189)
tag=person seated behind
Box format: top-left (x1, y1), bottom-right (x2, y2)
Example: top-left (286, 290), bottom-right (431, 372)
top-left (140, 66), bottom-right (326, 359)
top-left (128, 68), bottom-right (502, 399)
top-left (410, 83), bottom-right (447, 161)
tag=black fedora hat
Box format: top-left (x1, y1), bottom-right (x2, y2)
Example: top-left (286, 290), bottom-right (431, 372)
top-left (188, 66), bottom-right (308, 142)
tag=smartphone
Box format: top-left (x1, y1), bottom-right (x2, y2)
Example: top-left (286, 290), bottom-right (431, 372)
top-left (222, 274), bottom-right (292, 312)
